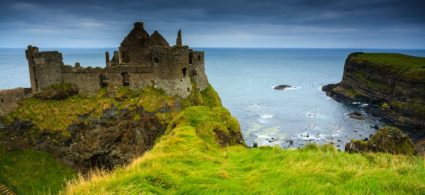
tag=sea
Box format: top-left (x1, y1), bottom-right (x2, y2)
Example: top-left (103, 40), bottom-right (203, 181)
top-left (1, 48), bottom-right (425, 149)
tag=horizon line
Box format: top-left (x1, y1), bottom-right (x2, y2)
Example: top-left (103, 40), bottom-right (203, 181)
top-left (1, 47), bottom-right (425, 50)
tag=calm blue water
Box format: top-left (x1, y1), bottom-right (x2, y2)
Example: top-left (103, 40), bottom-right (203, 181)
top-left (1, 48), bottom-right (425, 149)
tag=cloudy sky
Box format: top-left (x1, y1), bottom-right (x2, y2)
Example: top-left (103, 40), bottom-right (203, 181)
top-left (0, 0), bottom-right (424, 48)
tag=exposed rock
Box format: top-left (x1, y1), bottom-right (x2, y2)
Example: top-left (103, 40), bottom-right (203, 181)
top-left (345, 127), bottom-right (415, 155)
top-left (33, 83), bottom-right (79, 100)
top-left (0, 106), bottom-right (165, 171)
top-left (323, 52), bottom-right (425, 130)
top-left (274, 84), bottom-right (291, 90)
top-left (347, 112), bottom-right (366, 120)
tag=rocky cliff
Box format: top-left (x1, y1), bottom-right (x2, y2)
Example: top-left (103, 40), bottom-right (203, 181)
top-left (323, 52), bottom-right (425, 130)
top-left (0, 84), bottom-right (232, 172)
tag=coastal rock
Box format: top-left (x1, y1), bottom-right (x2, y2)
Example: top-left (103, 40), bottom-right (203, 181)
top-left (322, 52), bottom-right (425, 130)
top-left (345, 127), bottom-right (415, 155)
top-left (347, 112), bottom-right (366, 120)
top-left (274, 85), bottom-right (291, 90)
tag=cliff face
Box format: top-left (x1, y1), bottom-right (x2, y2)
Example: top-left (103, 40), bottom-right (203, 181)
top-left (0, 84), bottom-right (229, 171)
top-left (323, 52), bottom-right (425, 130)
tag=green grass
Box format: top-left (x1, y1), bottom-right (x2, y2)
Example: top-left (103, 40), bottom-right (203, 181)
top-left (2, 85), bottom-right (221, 136)
top-left (64, 106), bottom-right (425, 195)
top-left (0, 146), bottom-right (76, 195)
top-left (352, 53), bottom-right (425, 81)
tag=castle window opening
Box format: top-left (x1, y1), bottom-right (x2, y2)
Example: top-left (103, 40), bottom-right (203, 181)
top-left (122, 72), bottom-right (130, 86)
top-left (0, 98), bottom-right (3, 104)
top-left (197, 55), bottom-right (201, 61)
top-left (99, 74), bottom-right (108, 88)
top-left (154, 57), bottom-right (159, 63)
top-left (189, 54), bottom-right (193, 64)
top-left (32, 66), bottom-right (39, 89)
top-left (182, 68), bottom-right (187, 77)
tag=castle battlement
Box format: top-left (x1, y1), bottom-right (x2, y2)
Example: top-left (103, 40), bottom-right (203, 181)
top-left (24, 22), bottom-right (209, 98)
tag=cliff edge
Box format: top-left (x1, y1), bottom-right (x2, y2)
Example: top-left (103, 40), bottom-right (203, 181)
top-left (323, 52), bottom-right (425, 130)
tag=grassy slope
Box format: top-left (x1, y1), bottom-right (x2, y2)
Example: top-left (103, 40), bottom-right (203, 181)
top-left (0, 85), bottom-right (222, 194)
top-left (351, 53), bottom-right (425, 81)
top-left (65, 106), bottom-right (425, 194)
top-left (0, 146), bottom-right (76, 194)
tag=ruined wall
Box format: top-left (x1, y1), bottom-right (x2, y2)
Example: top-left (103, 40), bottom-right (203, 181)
top-left (189, 51), bottom-right (208, 90)
top-left (26, 46), bottom-right (64, 92)
top-left (61, 66), bottom-right (155, 95)
top-left (0, 88), bottom-right (32, 116)
top-left (152, 46), bottom-right (192, 97)
top-left (24, 22), bottom-right (208, 99)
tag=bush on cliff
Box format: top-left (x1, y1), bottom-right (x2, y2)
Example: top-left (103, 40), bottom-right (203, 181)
top-left (65, 107), bottom-right (425, 194)
top-left (345, 126), bottom-right (415, 155)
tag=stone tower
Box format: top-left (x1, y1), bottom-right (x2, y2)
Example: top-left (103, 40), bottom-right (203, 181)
top-left (26, 45), bottom-right (64, 92)
top-left (176, 29), bottom-right (182, 47)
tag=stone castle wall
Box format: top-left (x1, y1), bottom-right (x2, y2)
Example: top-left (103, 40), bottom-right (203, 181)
top-left (0, 88), bottom-right (32, 116)
top-left (1, 22), bottom-right (209, 116)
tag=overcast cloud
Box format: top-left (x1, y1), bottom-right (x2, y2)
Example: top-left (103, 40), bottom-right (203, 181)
top-left (0, 0), bottom-right (424, 48)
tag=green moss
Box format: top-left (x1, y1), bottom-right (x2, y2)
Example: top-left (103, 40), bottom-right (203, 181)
top-left (65, 107), bottom-right (425, 195)
top-left (380, 102), bottom-right (390, 111)
top-left (352, 71), bottom-right (391, 92)
top-left (33, 83), bottom-right (79, 100)
top-left (351, 53), bottom-right (425, 81)
top-left (348, 127), bottom-right (415, 155)
top-left (181, 84), bottom-right (222, 108)
top-left (166, 106), bottom-right (242, 146)
top-left (3, 84), bottom-right (224, 137)
top-left (0, 145), bottom-right (76, 195)
top-left (3, 96), bottom-right (108, 136)
top-left (200, 84), bottom-right (222, 107)
top-left (390, 100), bottom-right (425, 118)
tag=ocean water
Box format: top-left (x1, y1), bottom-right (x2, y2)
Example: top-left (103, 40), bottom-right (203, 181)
top-left (1, 48), bottom-right (425, 149)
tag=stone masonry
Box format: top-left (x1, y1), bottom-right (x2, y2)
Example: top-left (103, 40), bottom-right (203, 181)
top-left (0, 22), bottom-right (209, 116)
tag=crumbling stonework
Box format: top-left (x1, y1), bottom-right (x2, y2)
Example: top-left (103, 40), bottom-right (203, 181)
top-left (26, 22), bottom-right (208, 98)
top-left (0, 88), bottom-right (32, 116)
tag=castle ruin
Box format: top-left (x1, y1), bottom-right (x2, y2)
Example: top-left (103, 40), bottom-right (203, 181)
top-left (0, 22), bottom-right (209, 115)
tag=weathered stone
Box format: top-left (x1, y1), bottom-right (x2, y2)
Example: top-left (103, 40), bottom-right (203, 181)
top-left (345, 127), bottom-right (415, 155)
top-left (33, 83), bottom-right (79, 100)
top-left (23, 21), bottom-right (208, 99)
top-left (0, 88), bottom-right (32, 117)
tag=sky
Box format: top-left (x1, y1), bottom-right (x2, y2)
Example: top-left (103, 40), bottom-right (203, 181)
top-left (0, 0), bottom-right (424, 48)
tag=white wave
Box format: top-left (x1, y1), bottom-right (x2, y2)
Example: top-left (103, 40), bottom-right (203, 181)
top-left (260, 114), bottom-right (273, 119)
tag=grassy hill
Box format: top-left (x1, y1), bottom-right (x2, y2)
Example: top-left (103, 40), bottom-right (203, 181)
top-left (65, 106), bottom-right (425, 194)
top-left (0, 146), bottom-right (76, 194)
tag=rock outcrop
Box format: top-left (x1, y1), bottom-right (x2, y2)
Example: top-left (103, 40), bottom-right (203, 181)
top-left (345, 127), bottom-right (415, 155)
top-left (0, 84), bottom-right (223, 171)
top-left (323, 52), bottom-right (425, 130)
top-left (0, 105), bottom-right (164, 171)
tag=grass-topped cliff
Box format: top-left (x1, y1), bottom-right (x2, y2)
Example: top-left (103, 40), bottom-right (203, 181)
top-left (323, 52), bottom-right (425, 130)
top-left (65, 106), bottom-right (425, 194)
top-left (1, 82), bottom-right (425, 194)
top-left (350, 53), bottom-right (425, 81)
top-left (0, 84), bottom-right (222, 194)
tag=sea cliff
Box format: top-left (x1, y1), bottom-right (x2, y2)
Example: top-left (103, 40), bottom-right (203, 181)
top-left (323, 52), bottom-right (425, 130)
